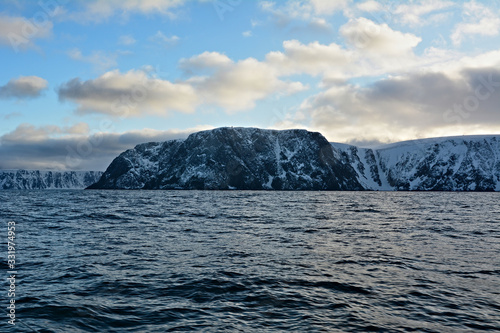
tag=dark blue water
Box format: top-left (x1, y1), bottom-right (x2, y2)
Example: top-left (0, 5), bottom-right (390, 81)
top-left (1, 191), bottom-right (499, 332)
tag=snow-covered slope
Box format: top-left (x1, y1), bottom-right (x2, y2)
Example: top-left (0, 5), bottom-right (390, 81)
top-left (88, 127), bottom-right (363, 190)
top-left (0, 170), bottom-right (103, 189)
top-left (332, 135), bottom-right (500, 191)
top-left (88, 128), bottom-right (500, 191)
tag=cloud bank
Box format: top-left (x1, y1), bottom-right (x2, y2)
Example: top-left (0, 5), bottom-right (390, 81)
top-left (300, 66), bottom-right (500, 144)
top-left (0, 124), bottom-right (213, 171)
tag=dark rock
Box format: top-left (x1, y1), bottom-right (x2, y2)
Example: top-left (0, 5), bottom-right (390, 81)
top-left (88, 127), bottom-right (364, 190)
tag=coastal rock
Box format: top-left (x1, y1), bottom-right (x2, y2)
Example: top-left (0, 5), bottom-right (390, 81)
top-left (0, 170), bottom-right (103, 189)
top-left (332, 136), bottom-right (500, 191)
top-left (88, 127), bottom-right (363, 190)
top-left (88, 127), bottom-right (500, 191)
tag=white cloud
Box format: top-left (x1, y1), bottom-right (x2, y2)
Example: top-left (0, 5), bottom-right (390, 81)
top-left (356, 1), bottom-right (382, 12)
top-left (259, 0), bottom-right (348, 28)
top-left (308, 0), bottom-right (350, 15)
top-left (394, 0), bottom-right (455, 26)
top-left (65, 0), bottom-right (190, 23)
top-left (451, 1), bottom-right (500, 45)
top-left (179, 51), bottom-right (309, 111)
top-left (261, 33), bottom-right (454, 86)
top-left (0, 76), bottom-right (48, 99)
top-left (118, 35), bottom-right (136, 45)
top-left (58, 69), bottom-right (199, 117)
top-left (191, 57), bottom-right (307, 111)
top-left (179, 51), bottom-right (233, 73)
top-left (340, 18), bottom-right (421, 56)
top-left (1, 123), bottom-right (92, 142)
top-left (307, 18), bottom-right (333, 33)
top-left (89, 0), bottom-right (186, 14)
top-left (149, 31), bottom-right (180, 47)
top-left (57, 52), bottom-right (307, 116)
top-left (0, 14), bottom-right (53, 52)
top-left (2, 124), bottom-right (64, 142)
top-left (242, 30), bottom-right (252, 37)
top-left (265, 40), bottom-right (350, 76)
top-left (262, 31), bottom-right (457, 86)
top-left (67, 48), bottom-right (118, 71)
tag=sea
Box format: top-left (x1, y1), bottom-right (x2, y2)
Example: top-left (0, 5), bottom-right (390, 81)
top-left (1, 190), bottom-right (499, 332)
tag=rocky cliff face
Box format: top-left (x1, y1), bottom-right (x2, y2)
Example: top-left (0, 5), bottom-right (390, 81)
top-left (87, 128), bottom-right (500, 191)
top-left (332, 136), bottom-right (500, 191)
top-left (88, 127), bottom-right (363, 190)
top-left (0, 170), bottom-right (103, 189)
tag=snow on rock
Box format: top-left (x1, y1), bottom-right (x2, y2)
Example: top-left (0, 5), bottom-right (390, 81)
top-left (88, 127), bottom-right (363, 190)
top-left (0, 170), bottom-right (103, 189)
top-left (88, 128), bottom-right (500, 191)
top-left (332, 135), bottom-right (500, 191)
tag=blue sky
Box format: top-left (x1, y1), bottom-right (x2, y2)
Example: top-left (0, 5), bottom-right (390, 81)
top-left (1, 0), bottom-right (500, 170)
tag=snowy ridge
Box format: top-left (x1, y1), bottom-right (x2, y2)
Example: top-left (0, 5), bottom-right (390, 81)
top-left (332, 135), bottom-right (500, 191)
top-left (0, 170), bottom-right (103, 190)
top-left (89, 128), bottom-right (500, 191)
top-left (89, 127), bottom-right (362, 190)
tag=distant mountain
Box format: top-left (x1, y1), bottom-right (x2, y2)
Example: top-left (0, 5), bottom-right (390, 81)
top-left (88, 127), bottom-right (363, 190)
top-left (332, 135), bottom-right (500, 191)
top-left (88, 128), bottom-right (500, 191)
top-left (0, 170), bottom-right (103, 190)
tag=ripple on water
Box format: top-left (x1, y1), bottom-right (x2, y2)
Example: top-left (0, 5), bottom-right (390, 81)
top-left (5, 190), bottom-right (500, 332)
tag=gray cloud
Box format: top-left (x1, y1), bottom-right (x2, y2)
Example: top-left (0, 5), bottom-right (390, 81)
top-left (0, 124), bottom-right (212, 171)
top-left (0, 76), bottom-right (48, 99)
top-left (303, 66), bottom-right (500, 143)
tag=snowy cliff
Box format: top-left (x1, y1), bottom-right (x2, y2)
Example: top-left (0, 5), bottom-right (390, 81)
top-left (332, 135), bottom-right (500, 191)
top-left (88, 127), bottom-right (363, 190)
top-left (0, 170), bottom-right (103, 190)
top-left (88, 128), bottom-right (500, 191)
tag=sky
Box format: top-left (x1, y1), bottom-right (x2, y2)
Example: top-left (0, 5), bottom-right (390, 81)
top-left (1, 0), bottom-right (500, 171)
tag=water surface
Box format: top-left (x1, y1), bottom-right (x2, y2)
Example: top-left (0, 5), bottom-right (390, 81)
top-left (1, 191), bottom-right (499, 332)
